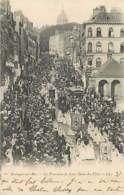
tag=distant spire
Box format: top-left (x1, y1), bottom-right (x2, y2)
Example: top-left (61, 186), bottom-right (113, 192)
top-left (57, 0), bottom-right (68, 25)
top-left (56, 10), bottom-right (68, 25)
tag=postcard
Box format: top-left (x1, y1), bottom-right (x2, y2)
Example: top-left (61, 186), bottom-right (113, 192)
top-left (0, 0), bottom-right (124, 194)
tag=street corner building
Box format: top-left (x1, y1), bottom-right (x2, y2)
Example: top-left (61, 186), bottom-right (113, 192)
top-left (84, 6), bottom-right (124, 70)
top-left (81, 6), bottom-right (124, 105)
top-left (89, 58), bottom-right (124, 103)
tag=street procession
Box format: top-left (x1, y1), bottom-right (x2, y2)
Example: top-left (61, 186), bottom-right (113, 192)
top-left (0, 0), bottom-right (124, 166)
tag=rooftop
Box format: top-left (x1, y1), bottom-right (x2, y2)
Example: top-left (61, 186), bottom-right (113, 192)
top-left (86, 6), bottom-right (124, 24)
top-left (92, 58), bottom-right (124, 78)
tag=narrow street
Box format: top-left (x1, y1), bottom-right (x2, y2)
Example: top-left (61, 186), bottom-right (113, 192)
top-left (1, 1), bottom-right (124, 168)
top-left (50, 64), bottom-right (124, 163)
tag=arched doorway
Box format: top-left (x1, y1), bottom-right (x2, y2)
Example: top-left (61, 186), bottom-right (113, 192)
top-left (111, 80), bottom-right (121, 100)
top-left (98, 80), bottom-right (108, 97)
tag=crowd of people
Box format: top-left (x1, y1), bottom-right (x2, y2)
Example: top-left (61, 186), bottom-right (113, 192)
top-left (1, 56), bottom-right (70, 165)
top-left (52, 58), bottom-right (124, 155)
top-left (1, 54), bottom-right (124, 166)
top-left (63, 89), bottom-right (124, 153)
top-left (54, 58), bottom-right (83, 89)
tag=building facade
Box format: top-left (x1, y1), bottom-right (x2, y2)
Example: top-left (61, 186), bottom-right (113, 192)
top-left (14, 10), bottom-right (40, 73)
top-left (0, 0), bottom-right (20, 86)
top-left (89, 58), bottom-right (124, 103)
top-left (83, 6), bottom-right (124, 72)
top-left (49, 25), bottom-right (81, 67)
top-left (0, 0), bottom-right (40, 88)
top-left (49, 30), bottom-right (66, 58)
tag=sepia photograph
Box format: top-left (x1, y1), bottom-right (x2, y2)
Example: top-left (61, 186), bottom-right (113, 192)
top-left (0, 0), bottom-right (124, 193)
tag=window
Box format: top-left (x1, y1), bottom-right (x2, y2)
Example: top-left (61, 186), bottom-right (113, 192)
top-left (108, 28), bottom-right (114, 37)
top-left (88, 58), bottom-right (92, 66)
top-left (120, 28), bottom-right (124, 37)
top-left (96, 42), bottom-right (102, 53)
top-left (120, 58), bottom-right (124, 64)
top-left (108, 42), bottom-right (114, 53)
top-left (88, 27), bottom-right (92, 37)
top-left (96, 58), bottom-right (102, 67)
top-left (120, 43), bottom-right (124, 53)
top-left (88, 42), bottom-right (92, 52)
top-left (96, 27), bottom-right (102, 37)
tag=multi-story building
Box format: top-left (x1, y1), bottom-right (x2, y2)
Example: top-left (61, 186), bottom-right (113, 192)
top-left (49, 30), bottom-right (67, 58)
top-left (81, 6), bottom-right (124, 103)
top-left (0, 0), bottom-right (40, 86)
top-left (49, 25), bottom-right (81, 67)
top-left (0, 0), bottom-right (20, 86)
top-left (13, 10), bottom-right (26, 71)
top-left (25, 22), bottom-right (39, 64)
top-left (14, 11), bottom-right (39, 73)
top-left (0, 0), bottom-right (40, 101)
top-left (49, 9), bottom-right (82, 66)
top-left (83, 6), bottom-right (124, 72)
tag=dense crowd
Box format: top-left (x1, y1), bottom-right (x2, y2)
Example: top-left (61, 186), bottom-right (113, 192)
top-left (1, 56), bottom-right (69, 165)
top-left (49, 57), bottom-right (124, 154)
top-left (1, 55), bottom-right (124, 165)
top-left (68, 90), bottom-right (124, 153)
top-left (52, 59), bottom-right (124, 154)
top-left (54, 58), bottom-right (83, 89)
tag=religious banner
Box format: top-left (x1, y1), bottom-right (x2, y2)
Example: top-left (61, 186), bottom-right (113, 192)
top-left (58, 122), bottom-right (69, 136)
top-left (71, 112), bottom-right (82, 131)
top-left (100, 141), bottom-right (112, 161)
top-left (49, 89), bottom-right (55, 99)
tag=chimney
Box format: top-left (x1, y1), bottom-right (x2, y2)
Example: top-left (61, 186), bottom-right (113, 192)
top-left (93, 6), bottom-right (106, 17)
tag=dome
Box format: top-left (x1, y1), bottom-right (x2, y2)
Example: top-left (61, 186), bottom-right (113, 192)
top-left (56, 9), bottom-right (68, 25)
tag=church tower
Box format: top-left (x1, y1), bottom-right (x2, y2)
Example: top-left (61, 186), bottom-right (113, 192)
top-left (56, 0), bottom-right (68, 25)
top-left (56, 9), bottom-right (68, 25)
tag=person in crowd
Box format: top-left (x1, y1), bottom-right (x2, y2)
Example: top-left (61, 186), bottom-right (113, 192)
top-left (66, 146), bottom-right (71, 166)
top-left (1, 57), bottom-right (67, 165)
top-left (1, 54), bottom-right (124, 166)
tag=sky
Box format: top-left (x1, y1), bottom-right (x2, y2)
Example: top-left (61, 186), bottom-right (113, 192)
top-left (10, 0), bottom-right (124, 27)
